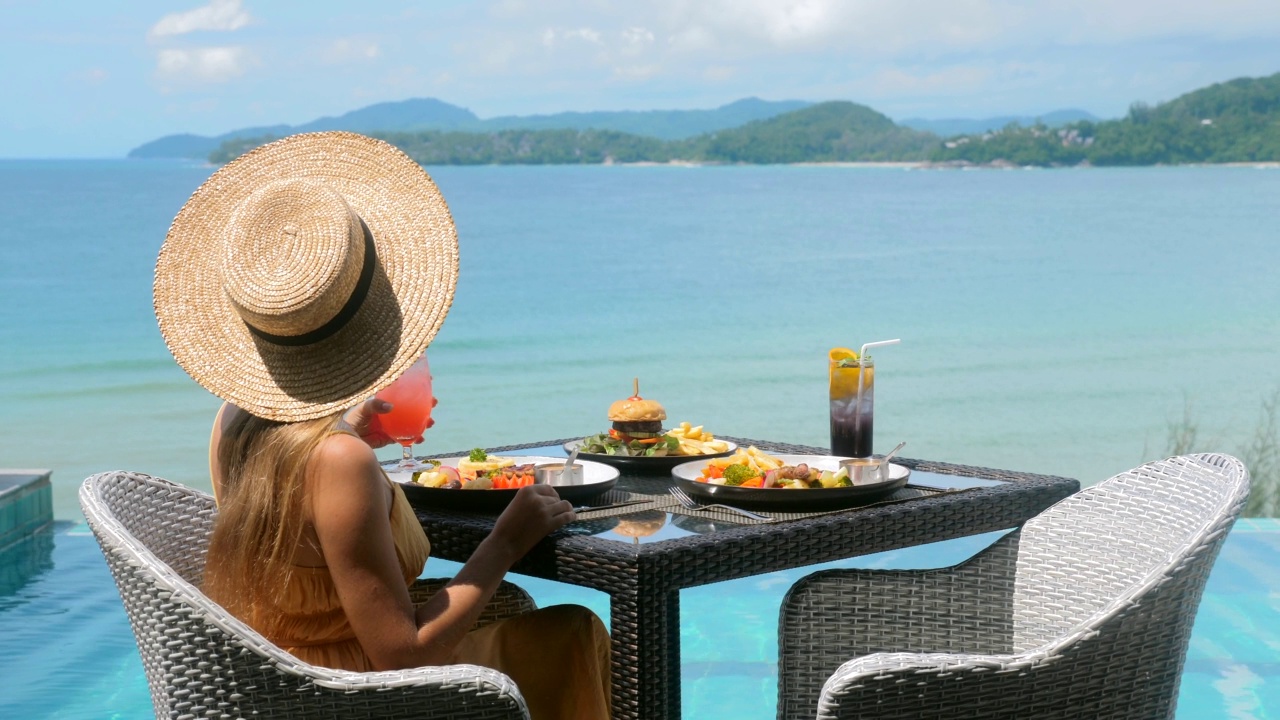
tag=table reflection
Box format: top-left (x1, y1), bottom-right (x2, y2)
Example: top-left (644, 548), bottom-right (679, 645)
top-left (568, 509), bottom-right (748, 544)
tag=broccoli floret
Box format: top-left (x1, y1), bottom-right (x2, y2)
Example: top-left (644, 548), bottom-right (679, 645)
top-left (722, 463), bottom-right (760, 486)
top-left (468, 448), bottom-right (488, 462)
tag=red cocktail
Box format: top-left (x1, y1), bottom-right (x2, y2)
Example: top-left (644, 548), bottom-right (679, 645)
top-left (376, 354), bottom-right (435, 470)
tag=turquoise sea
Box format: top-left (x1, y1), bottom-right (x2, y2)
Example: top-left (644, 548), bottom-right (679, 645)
top-left (2, 160), bottom-right (1279, 517)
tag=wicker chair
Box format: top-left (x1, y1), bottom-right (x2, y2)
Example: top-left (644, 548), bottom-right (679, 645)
top-left (776, 453), bottom-right (1250, 720)
top-left (80, 470), bottom-right (536, 720)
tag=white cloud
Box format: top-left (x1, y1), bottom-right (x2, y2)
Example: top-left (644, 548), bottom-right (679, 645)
top-left (502, 0), bottom-right (1280, 62)
top-left (82, 68), bottom-right (109, 85)
top-left (703, 65), bottom-right (736, 81)
top-left (542, 26), bottom-right (606, 46)
top-left (347, 0), bottom-right (1280, 117)
top-left (651, 0), bottom-right (1280, 57)
top-left (612, 64), bottom-right (660, 80)
top-left (621, 27), bottom-right (655, 47)
top-left (156, 47), bottom-right (252, 84)
top-left (326, 38), bottom-right (381, 64)
top-left (149, 0), bottom-right (252, 39)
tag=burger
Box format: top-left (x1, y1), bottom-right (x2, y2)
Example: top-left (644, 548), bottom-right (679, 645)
top-left (577, 379), bottom-right (681, 457)
top-left (607, 392), bottom-right (667, 444)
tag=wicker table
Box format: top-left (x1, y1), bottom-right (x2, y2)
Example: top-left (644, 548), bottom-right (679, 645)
top-left (413, 437), bottom-right (1080, 720)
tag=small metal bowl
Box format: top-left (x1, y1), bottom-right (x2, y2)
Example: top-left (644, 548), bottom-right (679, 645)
top-left (535, 462), bottom-right (585, 486)
top-left (838, 457), bottom-right (888, 485)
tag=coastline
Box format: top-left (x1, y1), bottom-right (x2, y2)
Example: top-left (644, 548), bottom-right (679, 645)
top-left (614, 159), bottom-right (1280, 170)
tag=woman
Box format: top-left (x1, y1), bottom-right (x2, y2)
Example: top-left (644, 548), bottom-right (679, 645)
top-left (154, 132), bottom-right (610, 719)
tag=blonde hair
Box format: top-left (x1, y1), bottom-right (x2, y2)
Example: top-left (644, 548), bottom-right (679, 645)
top-left (203, 410), bottom-right (343, 622)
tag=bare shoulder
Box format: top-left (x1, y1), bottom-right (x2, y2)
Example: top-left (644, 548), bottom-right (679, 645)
top-left (309, 433), bottom-right (390, 519)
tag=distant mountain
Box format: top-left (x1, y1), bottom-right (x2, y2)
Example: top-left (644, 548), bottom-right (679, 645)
top-left (128, 125), bottom-right (291, 160)
top-left (691, 101), bottom-right (937, 163)
top-left (479, 98), bottom-right (812, 140)
top-left (318, 101), bottom-right (936, 166)
top-left (934, 71), bottom-right (1280, 165)
top-left (128, 97), bottom-right (812, 159)
top-left (899, 109), bottom-right (1100, 138)
top-left (297, 98), bottom-right (478, 134)
top-left (129, 98), bottom-right (477, 160)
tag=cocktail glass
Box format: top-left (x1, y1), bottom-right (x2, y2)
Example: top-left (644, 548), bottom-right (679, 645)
top-left (829, 352), bottom-right (874, 458)
top-left (375, 354), bottom-right (436, 472)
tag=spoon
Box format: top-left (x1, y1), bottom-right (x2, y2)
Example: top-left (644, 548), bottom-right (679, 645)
top-left (881, 441), bottom-right (906, 465)
top-left (562, 446), bottom-right (581, 485)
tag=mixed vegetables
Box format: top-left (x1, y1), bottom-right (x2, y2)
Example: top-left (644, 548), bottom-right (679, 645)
top-left (696, 447), bottom-right (854, 489)
top-left (412, 448), bottom-right (536, 490)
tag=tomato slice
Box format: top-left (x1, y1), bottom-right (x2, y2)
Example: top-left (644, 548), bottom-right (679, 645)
top-left (608, 427), bottom-right (661, 444)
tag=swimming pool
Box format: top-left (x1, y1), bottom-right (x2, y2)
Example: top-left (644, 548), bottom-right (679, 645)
top-left (3, 520), bottom-right (1277, 719)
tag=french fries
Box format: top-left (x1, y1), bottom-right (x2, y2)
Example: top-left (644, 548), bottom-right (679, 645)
top-left (666, 421), bottom-right (731, 456)
top-left (705, 446), bottom-right (783, 473)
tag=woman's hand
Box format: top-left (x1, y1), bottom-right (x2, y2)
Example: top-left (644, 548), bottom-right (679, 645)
top-left (342, 397), bottom-right (427, 449)
top-left (489, 485), bottom-right (576, 561)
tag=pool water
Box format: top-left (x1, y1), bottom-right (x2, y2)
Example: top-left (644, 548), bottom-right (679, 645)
top-left (3, 521), bottom-right (1277, 719)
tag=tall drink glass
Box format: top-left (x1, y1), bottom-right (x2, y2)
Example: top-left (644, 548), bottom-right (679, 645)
top-left (375, 354), bottom-right (435, 471)
top-left (829, 354), bottom-right (873, 457)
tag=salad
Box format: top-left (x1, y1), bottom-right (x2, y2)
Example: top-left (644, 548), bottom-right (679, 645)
top-left (579, 422), bottom-right (731, 458)
top-left (578, 432), bottom-right (681, 457)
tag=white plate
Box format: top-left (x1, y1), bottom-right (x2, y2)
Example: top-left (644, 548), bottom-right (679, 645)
top-left (670, 454), bottom-right (910, 511)
top-left (390, 455), bottom-right (619, 511)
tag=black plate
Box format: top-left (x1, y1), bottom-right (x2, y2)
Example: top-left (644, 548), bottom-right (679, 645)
top-left (390, 456), bottom-right (618, 512)
top-left (670, 454), bottom-right (910, 511)
top-left (562, 438), bottom-right (738, 474)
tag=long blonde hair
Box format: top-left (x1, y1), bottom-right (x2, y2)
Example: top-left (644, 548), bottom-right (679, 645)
top-left (203, 410), bottom-right (343, 622)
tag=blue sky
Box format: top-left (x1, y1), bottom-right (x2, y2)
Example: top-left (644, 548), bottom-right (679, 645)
top-left (4, 0), bottom-right (1280, 158)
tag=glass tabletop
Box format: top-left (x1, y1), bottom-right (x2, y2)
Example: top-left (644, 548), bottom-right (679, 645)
top-left (516, 443), bottom-right (1009, 491)
top-left (567, 509), bottom-right (750, 544)
top-left (500, 442), bottom-right (1017, 545)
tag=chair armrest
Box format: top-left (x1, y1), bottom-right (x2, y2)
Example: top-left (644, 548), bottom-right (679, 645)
top-left (777, 531), bottom-right (1021, 720)
top-left (816, 650), bottom-right (1049, 720)
top-left (231, 660), bottom-right (532, 719)
top-left (411, 577), bottom-right (537, 630)
top-left (816, 623), bottom-right (1179, 720)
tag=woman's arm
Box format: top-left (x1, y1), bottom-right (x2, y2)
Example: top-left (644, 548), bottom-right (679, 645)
top-left (309, 434), bottom-right (574, 669)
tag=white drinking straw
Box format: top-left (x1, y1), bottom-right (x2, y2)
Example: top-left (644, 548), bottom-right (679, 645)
top-left (858, 339), bottom-right (901, 360)
top-left (853, 339), bottom-right (901, 450)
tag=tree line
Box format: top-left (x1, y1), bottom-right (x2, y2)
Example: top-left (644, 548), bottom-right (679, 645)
top-left (210, 73), bottom-right (1280, 167)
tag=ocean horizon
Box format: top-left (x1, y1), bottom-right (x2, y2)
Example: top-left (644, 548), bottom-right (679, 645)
top-left (2, 159), bottom-right (1278, 518)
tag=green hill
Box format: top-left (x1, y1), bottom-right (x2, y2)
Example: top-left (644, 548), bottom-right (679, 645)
top-left (934, 72), bottom-right (1280, 166)
top-left (688, 101), bottom-right (936, 162)
top-left (899, 109), bottom-right (1099, 137)
top-left (479, 97), bottom-right (812, 140)
top-left (365, 128), bottom-right (670, 166)
top-left (132, 97), bottom-right (810, 159)
top-left (204, 73), bottom-right (1280, 166)
top-left (208, 101), bottom-right (938, 165)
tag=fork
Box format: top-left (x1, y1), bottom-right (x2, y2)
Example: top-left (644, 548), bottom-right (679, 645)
top-left (668, 485), bottom-right (772, 521)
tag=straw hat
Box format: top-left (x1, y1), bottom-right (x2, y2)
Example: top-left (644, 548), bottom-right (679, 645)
top-left (154, 131), bottom-right (459, 422)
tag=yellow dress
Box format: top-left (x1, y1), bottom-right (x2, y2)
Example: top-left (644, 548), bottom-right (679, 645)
top-left (270, 482), bottom-right (612, 720)
top-left (210, 416), bottom-right (611, 719)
